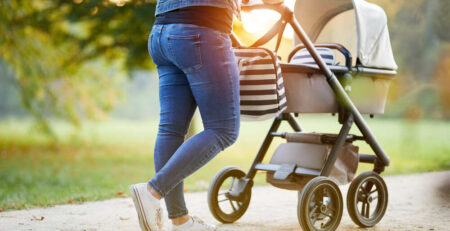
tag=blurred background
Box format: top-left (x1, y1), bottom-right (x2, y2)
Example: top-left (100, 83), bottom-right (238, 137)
top-left (0, 0), bottom-right (449, 212)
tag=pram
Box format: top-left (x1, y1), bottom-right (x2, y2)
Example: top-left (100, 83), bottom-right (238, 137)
top-left (207, 0), bottom-right (397, 230)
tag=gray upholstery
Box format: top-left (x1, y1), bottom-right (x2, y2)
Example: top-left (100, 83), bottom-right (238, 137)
top-left (270, 143), bottom-right (329, 170)
top-left (267, 141), bottom-right (359, 190)
top-left (285, 132), bottom-right (324, 144)
top-left (282, 70), bottom-right (391, 114)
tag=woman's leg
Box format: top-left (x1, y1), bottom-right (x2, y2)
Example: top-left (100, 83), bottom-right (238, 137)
top-left (154, 63), bottom-right (197, 219)
top-left (148, 24), bottom-right (240, 216)
top-left (148, 25), bottom-right (198, 220)
top-left (143, 25), bottom-right (196, 222)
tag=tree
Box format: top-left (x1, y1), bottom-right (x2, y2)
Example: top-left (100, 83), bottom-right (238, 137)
top-left (375, 0), bottom-right (450, 118)
top-left (0, 0), bottom-right (157, 133)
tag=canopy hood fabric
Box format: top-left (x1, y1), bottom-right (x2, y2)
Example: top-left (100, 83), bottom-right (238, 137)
top-left (293, 0), bottom-right (397, 70)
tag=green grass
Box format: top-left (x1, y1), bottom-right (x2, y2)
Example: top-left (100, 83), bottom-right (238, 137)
top-left (0, 116), bottom-right (449, 211)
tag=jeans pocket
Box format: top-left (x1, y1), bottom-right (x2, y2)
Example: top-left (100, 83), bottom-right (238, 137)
top-left (167, 34), bottom-right (203, 72)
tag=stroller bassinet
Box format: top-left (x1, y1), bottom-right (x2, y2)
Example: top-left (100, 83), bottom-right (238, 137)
top-left (283, 0), bottom-right (397, 114)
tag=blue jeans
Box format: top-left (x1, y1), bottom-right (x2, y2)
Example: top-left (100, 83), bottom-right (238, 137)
top-left (147, 24), bottom-right (240, 219)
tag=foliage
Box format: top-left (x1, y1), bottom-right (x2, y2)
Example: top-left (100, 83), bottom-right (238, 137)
top-left (0, 0), bottom-right (156, 134)
top-left (376, 0), bottom-right (450, 118)
top-left (1, 0), bottom-right (449, 134)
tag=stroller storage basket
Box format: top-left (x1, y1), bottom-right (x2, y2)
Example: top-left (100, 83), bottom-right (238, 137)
top-left (267, 133), bottom-right (359, 190)
top-left (281, 64), bottom-right (394, 114)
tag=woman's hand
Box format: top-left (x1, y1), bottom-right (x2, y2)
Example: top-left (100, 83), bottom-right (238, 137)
top-left (262, 0), bottom-right (284, 4)
top-left (242, 0), bottom-right (285, 4)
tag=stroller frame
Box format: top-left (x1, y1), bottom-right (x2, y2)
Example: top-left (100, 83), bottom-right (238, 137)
top-left (228, 2), bottom-right (390, 201)
top-left (208, 2), bottom-right (394, 230)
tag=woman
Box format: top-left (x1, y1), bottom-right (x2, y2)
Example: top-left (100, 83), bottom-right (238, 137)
top-left (129, 1), bottom-right (242, 231)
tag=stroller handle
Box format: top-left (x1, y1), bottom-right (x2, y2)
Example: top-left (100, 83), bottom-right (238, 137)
top-left (231, 2), bottom-right (293, 50)
top-left (240, 2), bottom-right (291, 17)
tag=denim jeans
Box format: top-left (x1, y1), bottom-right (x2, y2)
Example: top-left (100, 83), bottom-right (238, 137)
top-left (147, 24), bottom-right (240, 219)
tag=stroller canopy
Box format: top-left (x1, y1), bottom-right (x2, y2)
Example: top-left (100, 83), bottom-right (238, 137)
top-left (293, 0), bottom-right (397, 70)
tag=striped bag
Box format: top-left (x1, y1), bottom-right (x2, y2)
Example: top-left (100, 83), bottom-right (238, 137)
top-left (234, 47), bottom-right (287, 120)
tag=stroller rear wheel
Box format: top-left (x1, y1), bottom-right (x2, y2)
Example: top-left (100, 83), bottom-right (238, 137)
top-left (346, 171), bottom-right (388, 227)
top-left (297, 177), bottom-right (343, 231)
top-left (207, 166), bottom-right (251, 223)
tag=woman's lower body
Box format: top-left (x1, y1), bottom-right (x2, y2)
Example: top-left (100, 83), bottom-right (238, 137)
top-left (130, 23), bottom-right (240, 231)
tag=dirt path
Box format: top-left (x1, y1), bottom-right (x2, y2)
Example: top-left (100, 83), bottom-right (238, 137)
top-left (1, 171), bottom-right (449, 231)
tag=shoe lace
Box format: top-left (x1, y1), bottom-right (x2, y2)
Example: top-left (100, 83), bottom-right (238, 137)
top-left (156, 207), bottom-right (163, 229)
top-left (192, 216), bottom-right (216, 230)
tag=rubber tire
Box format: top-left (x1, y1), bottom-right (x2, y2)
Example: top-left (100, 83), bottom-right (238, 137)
top-left (346, 171), bottom-right (388, 227)
top-left (297, 176), bottom-right (343, 231)
top-left (207, 166), bottom-right (251, 224)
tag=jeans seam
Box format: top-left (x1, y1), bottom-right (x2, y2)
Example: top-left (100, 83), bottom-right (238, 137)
top-left (148, 33), bottom-right (153, 58)
top-left (157, 25), bottom-right (170, 62)
top-left (225, 47), bottom-right (239, 138)
top-left (166, 23), bottom-right (231, 35)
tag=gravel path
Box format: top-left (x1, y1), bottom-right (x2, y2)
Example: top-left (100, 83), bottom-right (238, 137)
top-left (1, 171), bottom-right (449, 231)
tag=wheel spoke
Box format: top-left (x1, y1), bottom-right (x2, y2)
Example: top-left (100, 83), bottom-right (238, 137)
top-left (357, 191), bottom-right (365, 202)
top-left (234, 200), bottom-right (241, 209)
top-left (309, 205), bottom-right (319, 218)
top-left (310, 194), bottom-right (317, 208)
top-left (361, 202), bottom-right (366, 216)
top-left (369, 188), bottom-right (378, 194)
top-left (322, 210), bottom-right (334, 218)
top-left (229, 199), bottom-right (237, 212)
top-left (372, 195), bottom-right (378, 200)
top-left (228, 177), bottom-right (235, 191)
top-left (218, 198), bottom-right (229, 203)
top-left (365, 202), bottom-right (370, 218)
top-left (311, 215), bottom-right (318, 225)
top-left (364, 181), bottom-right (374, 193)
top-left (326, 196), bottom-right (332, 205)
top-left (323, 187), bottom-right (328, 198)
top-left (316, 190), bottom-right (323, 204)
top-left (360, 184), bottom-right (368, 194)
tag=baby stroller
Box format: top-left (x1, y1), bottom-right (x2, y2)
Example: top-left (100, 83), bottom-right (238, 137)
top-left (207, 0), bottom-right (397, 230)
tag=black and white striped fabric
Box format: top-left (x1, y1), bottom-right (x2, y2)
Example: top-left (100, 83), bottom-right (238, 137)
top-left (290, 48), bottom-right (335, 65)
top-left (234, 48), bottom-right (287, 121)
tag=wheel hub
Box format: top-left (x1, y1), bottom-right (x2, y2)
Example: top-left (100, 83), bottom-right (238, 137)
top-left (320, 204), bottom-right (327, 213)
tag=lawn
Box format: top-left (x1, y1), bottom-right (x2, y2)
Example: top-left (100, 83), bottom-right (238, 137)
top-left (0, 115), bottom-right (449, 211)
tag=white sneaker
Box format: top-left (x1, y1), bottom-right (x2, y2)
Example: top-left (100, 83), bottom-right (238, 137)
top-left (130, 183), bottom-right (166, 231)
top-left (171, 216), bottom-right (217, 231)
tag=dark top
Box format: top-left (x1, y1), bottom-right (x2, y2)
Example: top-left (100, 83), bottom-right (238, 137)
top-left (155, 6), bottom-right (233, 34)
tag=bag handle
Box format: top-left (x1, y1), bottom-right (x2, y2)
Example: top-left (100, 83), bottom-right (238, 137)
top-left (249, 7), bottom-right (289, 53)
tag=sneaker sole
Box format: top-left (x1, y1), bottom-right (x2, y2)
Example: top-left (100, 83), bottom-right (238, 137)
top-left (130, 185), bottom-right (152, 231)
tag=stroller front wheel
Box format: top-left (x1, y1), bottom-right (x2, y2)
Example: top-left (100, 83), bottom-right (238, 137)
top-left (207, 166), bottom-right (251, 223)
top-left (297, 176), bottom-right (343, 231)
